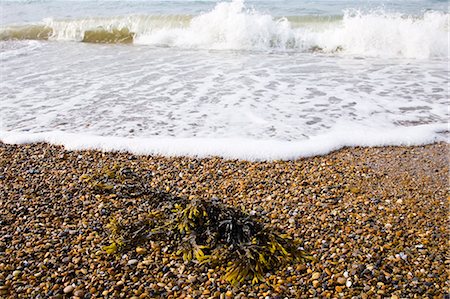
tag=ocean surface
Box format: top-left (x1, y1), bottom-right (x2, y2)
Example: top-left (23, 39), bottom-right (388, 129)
top-left (0, 0), bottom-right (448, 160)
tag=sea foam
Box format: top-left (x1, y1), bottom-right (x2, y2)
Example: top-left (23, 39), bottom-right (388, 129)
top-left (1, 0), bottom-right (448, 58)
top-left (0, 124), bottom-right (446, 161)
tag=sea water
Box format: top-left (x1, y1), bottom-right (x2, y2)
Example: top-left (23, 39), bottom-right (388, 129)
top-left (0, 0), bottom-right (448, 160)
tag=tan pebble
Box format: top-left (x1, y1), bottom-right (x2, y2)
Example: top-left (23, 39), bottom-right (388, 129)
top-left (157, 282), bottom-right (166, 288)
top-left (225, 290), bottom-right (233, 297)
top-left (312, 280), bottom-right (320, 288)
top-left (136, 247), bottom-right (147, 255)
top-left (335, 286), bottom-right (343, 292)
top-left (74, 290), bottom-right (84, 297)
top-left (12, 270), bottom-right (21, 277)
top-left (391, 295), bottom-right (399, 299)
top-left (63, 285), bottom-right (74, 294)
top-left (336, 277), bottom-right (346, 285)
top-left (311, 272), bottom-right (320, 280)
top-left (52, 284), bottom-right (61, 291)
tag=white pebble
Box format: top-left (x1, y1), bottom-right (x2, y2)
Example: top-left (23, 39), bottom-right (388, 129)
top-left (127, 259), bottom-right (138, 265)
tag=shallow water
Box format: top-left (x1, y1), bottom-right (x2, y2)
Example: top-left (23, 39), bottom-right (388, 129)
top-left (0, 0), bottom-right (448, 160)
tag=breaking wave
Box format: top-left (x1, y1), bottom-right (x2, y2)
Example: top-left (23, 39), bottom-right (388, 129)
top-left (0, 0), bottom-right (448, 58)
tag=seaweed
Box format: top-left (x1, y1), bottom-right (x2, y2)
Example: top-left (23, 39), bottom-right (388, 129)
top-left (83, 165), bottom-right (312, 284)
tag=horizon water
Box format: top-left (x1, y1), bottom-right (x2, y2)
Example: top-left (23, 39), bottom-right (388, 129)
top-left (0, 0), bottom-right (448, 160)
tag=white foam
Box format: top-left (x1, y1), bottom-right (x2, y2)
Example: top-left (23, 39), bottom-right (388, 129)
top-left (0, 40), bottom-right (43, 60)
top-left (0, 123), bottom-right (446, 161)
top-left (307, 10), bottom-right (450, 59)
top-left (35, 0), bottom-right (450, 59)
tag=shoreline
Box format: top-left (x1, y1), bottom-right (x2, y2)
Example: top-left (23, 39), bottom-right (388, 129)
top-left (0, 125), bottom-right (447, 161)
top-left (0, 142), bottom-right (448, 298)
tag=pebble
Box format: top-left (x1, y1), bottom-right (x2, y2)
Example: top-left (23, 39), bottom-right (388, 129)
top-left (73, 290), bottom-right (85, 297)
top-left (311, 272), bottom-right (320, 280)
top-left (0, 142), bottom-right (447, 298)
top-left (127, 259), bottom-right (138, 266)
top-left (12, 270), bottom-right (21, 277)
top-left (63, 285), bottom-right (74, 294)
top-left (136, 247), bottom-right (147, 255)
top-left (312, 280), bottom-right (320, 288)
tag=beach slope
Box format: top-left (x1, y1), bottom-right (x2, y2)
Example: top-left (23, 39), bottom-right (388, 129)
top-left (0, 142), bottom-right (448, 298)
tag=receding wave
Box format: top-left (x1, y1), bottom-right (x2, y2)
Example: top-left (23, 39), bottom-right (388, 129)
top-left (0, 0), bottom-right (448, 58)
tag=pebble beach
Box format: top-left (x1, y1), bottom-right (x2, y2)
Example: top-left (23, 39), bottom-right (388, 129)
top-left (0, 142), bottom-right (448, 298)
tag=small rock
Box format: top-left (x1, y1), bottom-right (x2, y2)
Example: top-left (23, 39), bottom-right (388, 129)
top-left (62, 256), bottom-right (71, 263)
top-left (188, 275), bottom-right (197, 283)
top-left (312, 280), bottom-right (320, 288)
top-left (127, 259), bottom-right (138, 266)
top-left (136, 247), bottom-right (147, 255)
top-left (311, 272), bottom-right (320, 280)
top-left (12, 270), bottom-right (21, 277)
top-left (74, 290), bottom-right (84, 297)
top-left (336, 277), bottom-right (347, 285)
top-left (63, 285), bottom-right (74, 294)
top-left (28, 169), bottom-right (40, 175)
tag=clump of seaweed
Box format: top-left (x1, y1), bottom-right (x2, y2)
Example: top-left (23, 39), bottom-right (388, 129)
top-left (103, 197), bottom-right (311, 284)
top-left (83, 165), bottom-right (312, 284)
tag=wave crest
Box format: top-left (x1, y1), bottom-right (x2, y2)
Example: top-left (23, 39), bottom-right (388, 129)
top-left (0, 0), bottom-right (448, 58)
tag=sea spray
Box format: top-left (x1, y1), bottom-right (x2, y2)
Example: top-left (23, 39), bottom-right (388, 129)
top-left (0, 0), bottom-right (448, 58)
